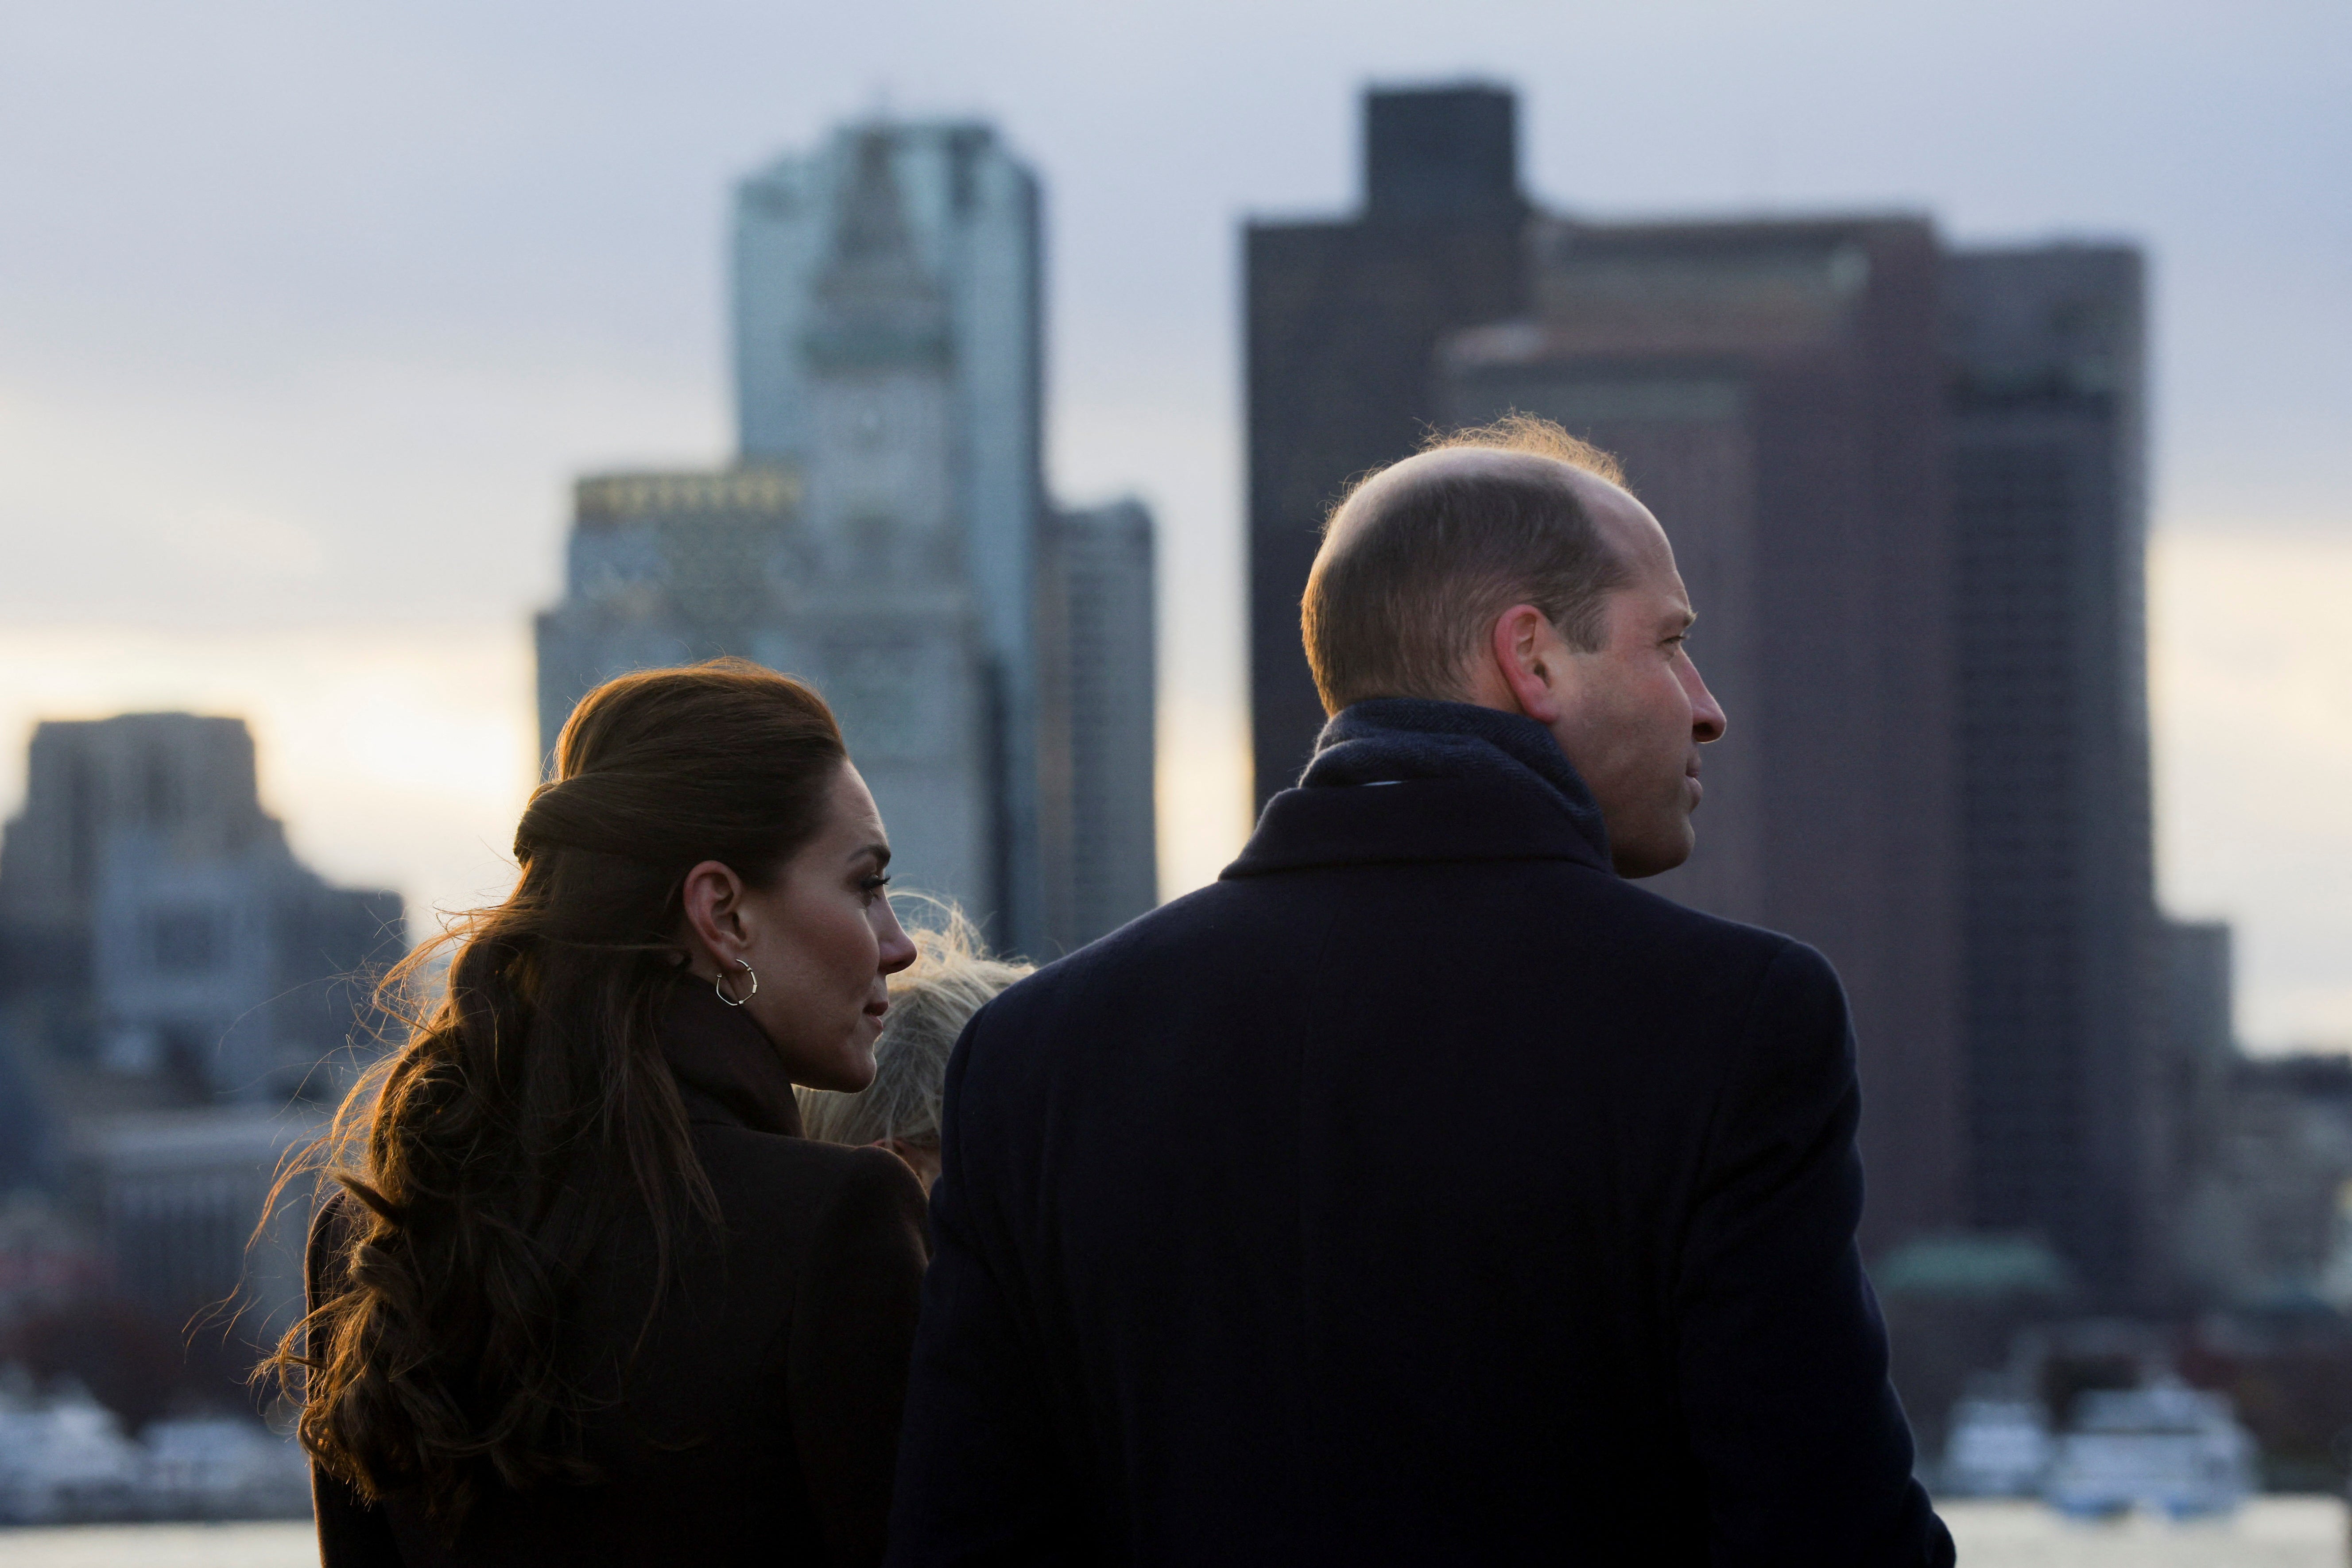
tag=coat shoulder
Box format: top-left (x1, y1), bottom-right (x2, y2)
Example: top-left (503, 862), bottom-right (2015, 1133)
top-left (971, 859), bottom-right (1830, 1069)
top-left (1581, 869), bottom-right (1823, 972)
top-left (691, 1124), bottom-right (924, 1233)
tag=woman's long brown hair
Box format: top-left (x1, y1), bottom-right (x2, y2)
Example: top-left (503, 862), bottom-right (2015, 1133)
top-left (262, 658), bottom-right (846, 1525)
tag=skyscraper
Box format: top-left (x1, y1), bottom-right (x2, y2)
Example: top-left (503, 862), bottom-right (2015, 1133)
top-left (1441, 215), bottom-right (1969, 1252)
top-left (1246, 85), bottom-right (1529, 805)
top-left (1037, 500), bottom-right (1159, 949)
top-left (734, 122), bottom-right (1049, 947)
top-left (1947, 245), bottom-right (2156, 1299)
top-left (540, 119), bottom-right (1155, 955)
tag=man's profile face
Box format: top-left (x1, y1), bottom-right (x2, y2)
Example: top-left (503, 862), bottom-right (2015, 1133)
top-left (1535, 479), bottom-right (1726, 878)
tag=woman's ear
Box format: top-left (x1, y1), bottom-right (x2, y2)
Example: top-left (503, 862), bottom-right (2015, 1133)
top-left (678, 859), bottom-right (749, 977)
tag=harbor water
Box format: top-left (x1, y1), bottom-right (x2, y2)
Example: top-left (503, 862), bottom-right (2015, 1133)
top-left (4, 1498), bottom-right (2348, 1567)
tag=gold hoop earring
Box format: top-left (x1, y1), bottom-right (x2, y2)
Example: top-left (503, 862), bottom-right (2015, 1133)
top-left (715, 959), bottom-right (757, 1007)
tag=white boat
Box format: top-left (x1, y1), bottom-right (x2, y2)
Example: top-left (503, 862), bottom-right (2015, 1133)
top-left (0, 1382), bottom-right (310, 1524)
top-left (0, 1384), bottom-right (142, 1525)
top-left (142, 1415), bottom-right (312, 1518)
top-left (1942, 1396), bottom-right (2055, 1496)
top-left (2042, 1376), bottom-right (2256, 1519)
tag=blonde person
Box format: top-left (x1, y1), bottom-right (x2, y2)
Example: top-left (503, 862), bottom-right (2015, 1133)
top-left (801, 906), bottom-right (1030, 1192)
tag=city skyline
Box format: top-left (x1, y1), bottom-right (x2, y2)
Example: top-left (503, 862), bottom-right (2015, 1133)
top-left (537, 116), bottom-right (1158, 955)
top-left (0, 0), bottom-right (2343, 1043)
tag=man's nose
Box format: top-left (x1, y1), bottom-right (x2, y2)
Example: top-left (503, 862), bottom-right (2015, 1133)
top-left (1684, 658), bottom-right (1728, 743)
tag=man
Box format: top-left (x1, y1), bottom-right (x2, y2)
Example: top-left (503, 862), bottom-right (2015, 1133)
top-left (889, 419), bottom-right (1954, 1565)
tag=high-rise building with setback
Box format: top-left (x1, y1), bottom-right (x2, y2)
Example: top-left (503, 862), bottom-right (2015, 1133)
top-left (1246, 84), bottom-right (1529, 805)
top-left (0, 713), bottom-right (403, 1107)
top-left (539, 119), bottom-right (1155, 956)
top-left (1946, 246), bottom-right (2156, 1300)
top-left (1440, 215), bottom-right (1968, 1254)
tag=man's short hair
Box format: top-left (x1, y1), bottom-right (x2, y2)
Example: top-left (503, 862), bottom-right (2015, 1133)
top-left (1301, 415), bottom-right (1633, 715)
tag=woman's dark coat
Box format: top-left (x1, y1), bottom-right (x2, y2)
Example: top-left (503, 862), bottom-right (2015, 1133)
top-left (308, 981), bottom-right (929, 1567)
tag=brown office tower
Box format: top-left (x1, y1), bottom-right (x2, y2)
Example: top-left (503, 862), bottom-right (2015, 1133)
top-left (1946, 246), bottom-right (2156, 1302)
top-left (1245, 84), bottom-right (1530, 803)
top-left (1441, 218), bottom-right (1968, 1254)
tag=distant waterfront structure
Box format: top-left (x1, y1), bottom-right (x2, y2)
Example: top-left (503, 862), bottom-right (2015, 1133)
top-left (0, 713), bottom-right (402, 1109)
top-left (1946, 247), bottom-right (2158, 1299)
top-left (0, 715), bottom-right (399, 1386)
top-left (538, 118), bottom-right (1155, 956)
top-left (2178, 1053), bottom-right (2352, 1302)
top-left (67, 1103), bottom-right (319, 1341)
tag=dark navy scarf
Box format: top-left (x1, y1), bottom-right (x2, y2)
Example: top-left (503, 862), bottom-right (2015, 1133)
top-left (1304, 698), bottom-right (1612, 867)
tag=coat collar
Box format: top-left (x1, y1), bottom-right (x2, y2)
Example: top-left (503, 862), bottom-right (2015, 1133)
top-left (659, 977), bottom-right (805, 1138)
top-left (1223, 698), bottom-right (1614, 880)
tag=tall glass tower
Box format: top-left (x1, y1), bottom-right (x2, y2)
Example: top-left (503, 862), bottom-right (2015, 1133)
top-left (540, 120), bottom-right (1156, 958)
top-left (733, 123), bottom-right (1047, 951)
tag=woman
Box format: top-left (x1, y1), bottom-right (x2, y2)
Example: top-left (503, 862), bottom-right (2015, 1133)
top-left (799, 906), bottom-right (1031, 1191)
top-left (271, 659), bottom-right (928, 1566)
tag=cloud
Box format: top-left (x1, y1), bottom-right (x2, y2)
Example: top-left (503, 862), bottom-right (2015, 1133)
top-left (2152, 527), bottom-right (2352, 1049)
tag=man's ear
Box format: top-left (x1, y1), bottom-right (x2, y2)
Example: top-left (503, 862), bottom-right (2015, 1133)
top-left (679, 859), bottom-right (749, 973)
top-left (1490, 604), bottom-right (1568, 724)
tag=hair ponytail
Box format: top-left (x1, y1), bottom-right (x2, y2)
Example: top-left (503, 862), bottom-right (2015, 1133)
top-left (263, 658), bottom-right (846, 1525)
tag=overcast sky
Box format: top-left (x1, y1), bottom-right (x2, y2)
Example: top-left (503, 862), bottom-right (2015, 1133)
top-left (1, 0), bottom-right (2345, 1045)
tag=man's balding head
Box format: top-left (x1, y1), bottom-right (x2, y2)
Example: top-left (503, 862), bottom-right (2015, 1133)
top-left (1303, 419), bottom-right (1634, 713)
top-left (1300, 416), bottom-right (1727, 879)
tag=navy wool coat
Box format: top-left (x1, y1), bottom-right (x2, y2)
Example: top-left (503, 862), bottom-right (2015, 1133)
top-left (888, 699), bottom-right (1952, 1566)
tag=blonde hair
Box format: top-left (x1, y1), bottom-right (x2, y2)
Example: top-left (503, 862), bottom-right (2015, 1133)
top-left (798, 901), bottom-right (1031, 1150)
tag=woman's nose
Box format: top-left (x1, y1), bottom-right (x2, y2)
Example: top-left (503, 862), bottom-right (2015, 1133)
top-left (876, 903), bottom-right (918, 974)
